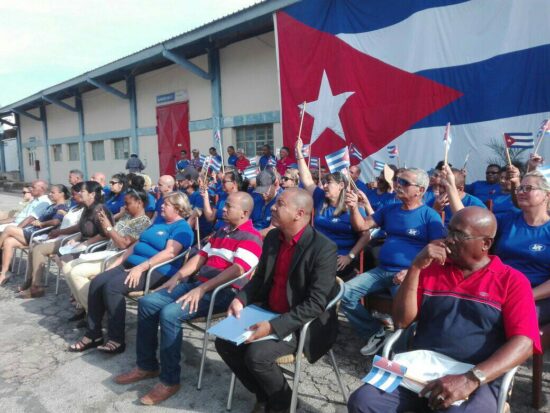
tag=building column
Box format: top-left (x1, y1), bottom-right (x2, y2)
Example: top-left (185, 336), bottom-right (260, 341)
top-left (127, 76), bottom-right (139, 156)
top-left (39, 105), bottom-right (51, 183)
top-left (209, 48), bottom-right (223, 144)
top-left (75, 91), bottom-right (88, 179)
top-left (14, 114), bottom-right (24, 182)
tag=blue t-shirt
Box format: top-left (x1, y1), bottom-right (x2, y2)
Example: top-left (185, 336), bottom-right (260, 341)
top-left (153, 196), bottom-right (165, 224)
top-left (251, 191), bottom-right (280, 230)
top-left (187, 190), bottom-right (213, 238)
top-left (227, 154), bottom-right (238, 166)
top-left (145, 193), bottom-right (156, 213)
top-left (465, 181), bottom-right (502, 202)
top-left (428, 193), bottom-right (486, 225)
top-left (494, 211), bottom-right (550, 286)
top-left (366, 189), bottom-right (400, 211)
top-left (373, 203), bottom-right (446, 272)
top-left (491, 193), bottom-right (520, 218)
top-left (126, 219), bottom-right (193, 276)
top-left (313, 187), bottom-right (366, 255)
top-left (105, 191), bottom-right (126, 214)
top-left (176, 159), bottom-right (190, 171)
top-left (213, 192), bottom-right (228, 231)
top-left (423, 188), bottom-right (436, 205)
top-left (259, 155), bottom-right (275, 170)
top-left (355, 179), bottom-right (369, 195)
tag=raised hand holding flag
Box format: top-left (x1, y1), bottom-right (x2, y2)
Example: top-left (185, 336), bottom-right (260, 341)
top-left (535, 119), bottom-right (550, 155)
top-left (325, 147), bottom-right (351, 173)
top-left (443, 122), bottom-right (452, 165)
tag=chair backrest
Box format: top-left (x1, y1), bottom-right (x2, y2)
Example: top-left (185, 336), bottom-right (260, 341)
top-left (143, 247), bottom-right (191, 294)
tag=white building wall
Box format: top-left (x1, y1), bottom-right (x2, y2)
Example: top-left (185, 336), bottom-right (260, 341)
top-left (19, 108), bottom-right (45, 182)
top-left (83, 80), bottom-right (131, 134)
top-left (46, 97), bottom-right (79, 138)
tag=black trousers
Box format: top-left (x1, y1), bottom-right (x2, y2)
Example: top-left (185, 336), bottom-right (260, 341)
top-left (86, 263), bottom-right (166, 343)
top-left (215, 336), bottom-right (298, 411)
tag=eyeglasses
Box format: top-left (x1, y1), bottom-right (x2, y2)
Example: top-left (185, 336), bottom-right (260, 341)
top-left (396, 177), bottom-right (419, 187)
top-left (22, 191), bottom-right (31, 194)
top-left (447, 228), bottom-right (486, 241)
top-left (281, 176), bottom-right (293, 182)
top-left (515, 185), bottom-right (543, 193)
top-left (109, 181), bottom-right (120, 185)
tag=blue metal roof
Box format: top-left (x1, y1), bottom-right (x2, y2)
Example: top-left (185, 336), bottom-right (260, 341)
top-left (0, 0), bottom-right (299, 116)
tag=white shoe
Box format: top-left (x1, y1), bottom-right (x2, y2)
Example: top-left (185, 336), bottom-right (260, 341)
top-left (360, 329), bottom-right (386, 356)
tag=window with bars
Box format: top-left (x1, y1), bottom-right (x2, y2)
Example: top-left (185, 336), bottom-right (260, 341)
top-left (113, 137), bottom-right (130, 160)
top-left (52, 144), bottom-right (62, 162)
top-left (68, 143), bottom-right (79, 161)
top-left (235, 124), bottom-right (274, 158)
top-left (91, 140), bottom-right (105, 161)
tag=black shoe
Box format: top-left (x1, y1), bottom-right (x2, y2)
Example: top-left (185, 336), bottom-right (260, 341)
top-left (68, 311), bottom-right (86, 322)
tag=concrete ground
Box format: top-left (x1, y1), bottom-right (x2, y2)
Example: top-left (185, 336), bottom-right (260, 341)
top-left (0, 192), bottom-right (548, 412)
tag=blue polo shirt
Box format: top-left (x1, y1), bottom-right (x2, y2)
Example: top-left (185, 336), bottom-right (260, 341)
top-left (228, 154), bottom-right (238, 166)
top-left (491, 193), bottom-right (520, 218)
top-left (465, 180), bottom-right (502, 202)
top-left (427, 193), bottom-right (486, 225)
top-left (105, 191), bottom-right (126, 214)
top-left (187, 190), bottom-right (213, 238)
top-left (145, 193), bottom-right (156, 213)
top-left (259, 155), bottom-right (275, 170)
top-left (313, 187), bottom-right (366, 255)
top-left (251, 191), bottom-right (280, 230)
top-left (354, 179), bottom-right (369, 195)
top-left (176, 159), bottom-right (190, 171)
top-left (373, 203), bottom-right (446, 272)
top-left (153, 196), bottom-right (165, 224)
top-left (126, 219), bottom-right (193, 276)
top-left (494, 210), bottom-right (550, 286)
top-left (213, 192), bottom-right (228, 231)
top-left (423, 187), bottom-right (436, 205)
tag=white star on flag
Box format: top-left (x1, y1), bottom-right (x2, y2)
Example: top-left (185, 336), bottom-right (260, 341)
top-left (299, 70), bottom-right (354, 145)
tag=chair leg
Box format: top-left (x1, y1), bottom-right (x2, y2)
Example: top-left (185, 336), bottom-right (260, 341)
top-left (55, 266), bottom-right (61, 295)
top-left (533, 353), bottom-right (543, 409)
top-left (328, 349), bottom-right (349, 403)
top-left (226, 373), bottom-right (236, 411)
top-left (10, 248), bottom-right (17, 272)
top-left (290, 353), bottom-right (304, 413)
top-left (197, 330), bottom-right (210, 390)
top-left (44, 257), bottom-right (51, 287)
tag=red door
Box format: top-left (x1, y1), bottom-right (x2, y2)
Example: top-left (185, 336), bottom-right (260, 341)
top-left (156, 101), bottom-right (190, 176)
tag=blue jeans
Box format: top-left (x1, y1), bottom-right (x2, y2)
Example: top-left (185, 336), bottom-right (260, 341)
top-left (341, 267), bottom-right (398, 340)
top-left (136, 280), bottom-right (236, 385)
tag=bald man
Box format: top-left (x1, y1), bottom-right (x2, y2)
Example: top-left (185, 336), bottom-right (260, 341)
top-left (215, 188), bottom-right (340, 413)
top-left (0, 180), bottom-right (51, 230)
top-left (349, 207), bottom-right (541, 413)
top-left (152, 175), bottom-right (176, 224)
top-left (115, 191), bottom-right (263, 406)
top-left (350, 165), bottom-right (369, 194)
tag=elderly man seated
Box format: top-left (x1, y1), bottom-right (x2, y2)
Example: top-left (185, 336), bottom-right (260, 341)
top-left (348, 207), bottom-right (541, 413)
top-left (342, 168), bottom-right (446, 355)
top-left (114, 191), bottom-right (263, 406)
top-left (0, 180), bottom-right (51, 232)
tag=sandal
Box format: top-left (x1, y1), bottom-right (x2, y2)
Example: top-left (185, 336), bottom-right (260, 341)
top-left (0, 274), bottom-right (11, 286)
top-left (68, 336), bottom-right (103, 352)
top-left (97, 340), bottom-right (126, 355)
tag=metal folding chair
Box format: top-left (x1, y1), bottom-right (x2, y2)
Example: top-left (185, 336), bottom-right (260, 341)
top-left (186, 266), bottom-right (257, 390)
top-left (11, 226), bottom-right (54, 276)
top-left (226, 277), bottom-right (348, 412)
top-left (382, 324), bottom-right (518, 413)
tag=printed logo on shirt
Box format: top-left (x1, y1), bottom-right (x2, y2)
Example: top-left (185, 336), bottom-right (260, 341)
top-left (479, 292), bottom-right (489, 298)
top-left (529, 244), bottom-right (546, 252)
top-left (407, 229), bottom-right (419, 236)
top-left (331, 218), bottom-right (340, 223)
top-left (156, 231), bottom-right (165, 236)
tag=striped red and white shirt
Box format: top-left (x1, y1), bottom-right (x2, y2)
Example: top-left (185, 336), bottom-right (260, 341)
top-left (197, 219), bottom-right (262, 289)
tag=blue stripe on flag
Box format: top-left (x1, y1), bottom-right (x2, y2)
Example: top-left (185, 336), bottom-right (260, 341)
top-left (285, 0), bottom-right (467, 35)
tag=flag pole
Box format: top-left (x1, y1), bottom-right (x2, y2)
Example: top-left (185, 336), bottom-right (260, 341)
top-left (462, 150), bottom-right (471, 171)
top-left (503, 133), bottom-right (513, 166)
top-left (534, 122), bottom-right (548, 155)
top-left (298, 101), bottom-right (306, 142)
top-left (216, 130), bottom-right (226, 175)
top-left (443, 123), bottom-right (451, 166)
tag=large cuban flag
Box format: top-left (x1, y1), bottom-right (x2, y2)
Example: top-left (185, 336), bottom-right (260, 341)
top-left (275, 0), bottom-right (550, 180)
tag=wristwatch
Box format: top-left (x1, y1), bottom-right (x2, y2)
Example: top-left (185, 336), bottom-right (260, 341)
top-left (348, 252), bottom-right (356, 260)
top-left (106, 226), bottom-right (113, 232)
top-left (469, 368), bottom-right (487, 386)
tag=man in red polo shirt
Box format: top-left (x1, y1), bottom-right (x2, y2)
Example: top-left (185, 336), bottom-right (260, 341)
top-left (235, 148), bottom-right (251, 172)
top-left (215, 188), bottom-right (339, 413)
top-left (348, 207), bottom-right (541, 412)
top-left (114, 192), bottom-right (263, 405)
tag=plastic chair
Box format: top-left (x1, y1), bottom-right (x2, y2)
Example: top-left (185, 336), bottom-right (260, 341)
top-left (187, 266), bottom-right (257, 390)
top-left (226, 278), bottom-right (348, 413)
top-left (532, 323), bottom-right (550, 409)
top-left (382, 325), bottom-right (518, 413)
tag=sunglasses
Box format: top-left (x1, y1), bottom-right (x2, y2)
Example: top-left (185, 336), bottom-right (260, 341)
top-left (109, 181), bottom-right (121, 185)
top-left (515, 185), bottom-right (543, 193)
top-left (281, 176), bottom-right (293, 182)
top-left (22, 191), bottom-right (31, 194)
top-left (396, 177), bottom-right (419, 187)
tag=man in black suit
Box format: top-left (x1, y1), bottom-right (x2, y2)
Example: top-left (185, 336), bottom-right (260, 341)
top-left (215, 188), bottom-right (339, 413)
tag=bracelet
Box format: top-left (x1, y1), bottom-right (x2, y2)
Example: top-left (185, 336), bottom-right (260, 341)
top-left (296, 157), bottom-right (304, 160)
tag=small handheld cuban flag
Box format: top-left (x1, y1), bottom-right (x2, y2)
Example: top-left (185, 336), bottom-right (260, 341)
top-left (210, 156), bottom-right (222, 173)
top-left (349, 143), bottom-right (363, 161)
top-left (374, 160), bottom-right (385, 172)
top-left (302, 144), bottom-right (311, 158)
top-left (249, 156), bottom-right (258, 167)
top-left (362, 355), bottom-right (407, 393)
top-left (243, 166), bottom-right (258, 180)
top-left (387, 145), bottom-right (399, 159)
top-left (536, 119), bottom-right (550, 139)
top-left (199, 154), bottom-right (207, 166)
top-left (504, 132), bottom-right (534, 149)
top-left (214, 130), bottom-right (222, 147)
top-left (267, 156), bottom-right (277, 168)
top-left (443, 122), bottom-right (452, 148)
top-left (325, 147), bottom-right (351, 173)
top-left (309, 156), bottom-right (320, 169)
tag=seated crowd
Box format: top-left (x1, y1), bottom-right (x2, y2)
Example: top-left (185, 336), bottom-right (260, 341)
top-left (0, 144), bottom-right (547, 413)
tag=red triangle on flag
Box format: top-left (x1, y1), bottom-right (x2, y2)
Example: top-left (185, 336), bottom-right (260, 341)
top-left (277, 12), bottom-right (463, 160)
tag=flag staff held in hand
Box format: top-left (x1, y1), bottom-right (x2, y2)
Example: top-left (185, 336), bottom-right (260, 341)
top-left (534, 119), bottom-right (550, 155)
top-left (502, 133), bottom-right (513, 166)
top-left (443, 122), bottom-right (451, 166)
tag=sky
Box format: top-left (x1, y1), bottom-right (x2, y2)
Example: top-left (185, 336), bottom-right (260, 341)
top-left (0, 0), bottom-right (261, 107)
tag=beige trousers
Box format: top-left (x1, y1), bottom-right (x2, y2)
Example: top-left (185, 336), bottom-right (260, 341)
top-left (64, 259), bottom-right (104, 312)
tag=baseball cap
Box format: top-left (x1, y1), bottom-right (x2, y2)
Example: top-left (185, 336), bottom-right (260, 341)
top-left (255, 169), bottom-right (276, 194)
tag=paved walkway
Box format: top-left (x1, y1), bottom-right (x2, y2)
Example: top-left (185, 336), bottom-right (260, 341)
top-left (0, 193), bottom-right (548, 412)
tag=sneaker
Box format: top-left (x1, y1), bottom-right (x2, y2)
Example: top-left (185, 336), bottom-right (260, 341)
top-left (360, 329), bottom-right (386, 356)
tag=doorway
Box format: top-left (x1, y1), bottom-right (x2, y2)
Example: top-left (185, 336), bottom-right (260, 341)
top-left (156, 101), bottom-right (190, 176)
